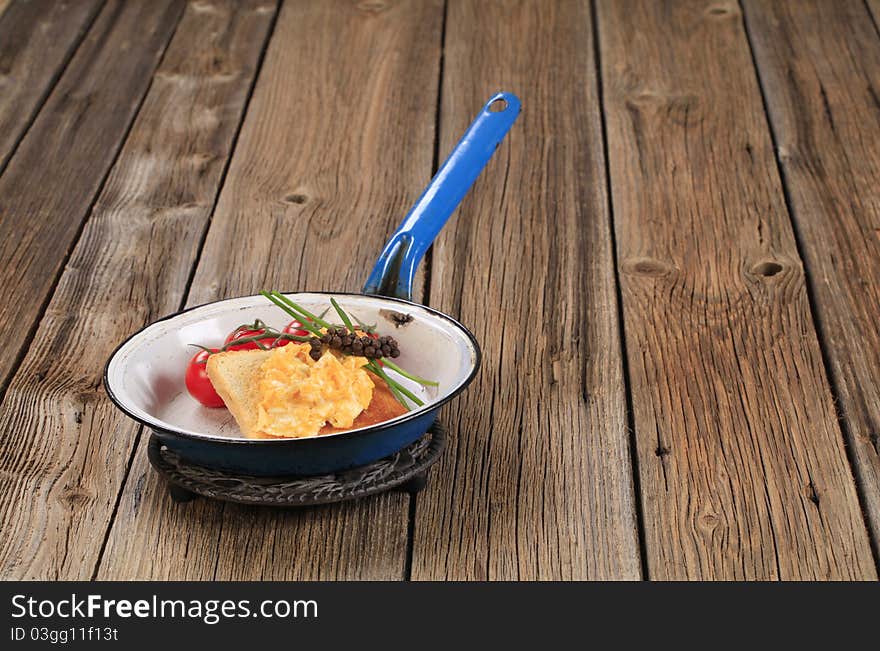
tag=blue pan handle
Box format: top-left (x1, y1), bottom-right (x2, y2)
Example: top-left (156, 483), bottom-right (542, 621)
top-left (363, 92), bottom-right (521, 300)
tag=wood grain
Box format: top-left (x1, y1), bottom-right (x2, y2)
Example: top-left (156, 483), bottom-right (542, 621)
top-left (0, 0), bottom-right (104, 172)
top-left (742, 0), bottom-right (880, 550)
top-left (867, 0), bottom-right (880, 25)
top-left (410, 0), bottom-right (641, 580)
top-left (98, 0), bottom-right (444, 580)
top-left (0, 0), bottom-right (277, 580)
top-left (597, 0), bottom-right (876, 579)
top-left (0, 0), bottom-right (185, 394)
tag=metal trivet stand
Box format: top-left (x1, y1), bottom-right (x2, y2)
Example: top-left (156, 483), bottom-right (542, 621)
top-left (148, 421), bottom-right (446, 507)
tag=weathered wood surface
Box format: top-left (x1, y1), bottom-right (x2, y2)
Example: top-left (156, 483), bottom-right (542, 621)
top-left (867, 0), bottom-right (880, 25)
top-left (0, 0), bottom-right (185, 394)
top-left (0, 0), bottom-right (104, 173)
top-left (410, 0), bottom-right (641, 580)
top-left (743, 0), bottom-right (880, 557)
top-left (597, 0), bottom-right (875, 579)
top-left (98, 0), bottom-right (444, 580)
top-left (0, 0), bottom-right (878, 581)
top-left (0, 0), bottom-right (277, 580)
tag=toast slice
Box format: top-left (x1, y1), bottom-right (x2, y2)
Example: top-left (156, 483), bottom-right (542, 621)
top-left (205, 349), bottom-right (272, 437)
top-left (320, 379), bottom-right (407, 434)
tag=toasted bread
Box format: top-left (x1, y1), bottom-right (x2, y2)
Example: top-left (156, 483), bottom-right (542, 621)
top-left (205, 349), bottom-right (272, 437)
top-left (320, 379), bottom-right (407, 434)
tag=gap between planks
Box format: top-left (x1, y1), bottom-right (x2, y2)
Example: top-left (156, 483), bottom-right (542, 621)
top-left (590, 0), bottom-right (651, 580)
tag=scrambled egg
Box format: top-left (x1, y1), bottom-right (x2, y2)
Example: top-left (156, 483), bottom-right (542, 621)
top-left (254, 343), bottom-right (374, 438)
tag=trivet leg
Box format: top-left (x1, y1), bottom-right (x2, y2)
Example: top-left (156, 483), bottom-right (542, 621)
top-left (168, 482), bottom-right (197, 503)
top-left (399, 472), bottom-right (428, 494)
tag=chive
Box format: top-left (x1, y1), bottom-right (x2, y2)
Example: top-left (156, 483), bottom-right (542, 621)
top-left (368, 362), bottom-right (424, 407)
top-left (215, 331), bottom-right (313, 352)
top-left (381, 359), bottom-right (439, 386)
top-left (330, 297), bottom-right (355, 332)
top-left (271, 292), bottom-right (332, 329)
top-left (390, 385), bottom-right (410, 409)
top-left (268, 293), bottom-right (322, 331)
top-left (260, 291), bottom-right (323, 336)
top-left (366, 361), bottom-right (409, 409)
top-left (351, 313), bottom-right (377, 333)
top-left (372, 364), bottom-right (409, 409)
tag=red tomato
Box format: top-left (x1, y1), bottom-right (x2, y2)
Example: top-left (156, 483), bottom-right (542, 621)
top-left (282, 320), bottom-right (310, 337)
top-left (224, 326), bottom-right (274, 351)
top-left (185, 349), bottom-right (225, 408)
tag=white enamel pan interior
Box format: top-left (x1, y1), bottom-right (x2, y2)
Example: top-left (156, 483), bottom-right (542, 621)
top-left (104, 293), bottom-right (480, 442)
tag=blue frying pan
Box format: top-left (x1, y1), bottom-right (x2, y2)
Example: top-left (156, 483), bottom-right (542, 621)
top-left (105, 92), bottom-right (521, 476)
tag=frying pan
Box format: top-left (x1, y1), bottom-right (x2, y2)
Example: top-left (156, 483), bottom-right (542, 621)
top-left (105, 92), bottom-right (521, 476)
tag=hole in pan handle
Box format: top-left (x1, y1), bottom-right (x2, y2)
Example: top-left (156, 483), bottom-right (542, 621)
top-left (363, 91), bottom-right (521, 301)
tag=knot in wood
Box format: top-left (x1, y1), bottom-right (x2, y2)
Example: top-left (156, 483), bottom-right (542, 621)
top-left (666, 94), bottom-right (700, 127)
top-left (750, 260), bottom-right (784, 278)
top-left (622, 257), bottom-right (675, 278)
top-left (705, 4), bottom-right (738, 18)
top-left (697, 511), bottom-right (721, 532)
top-left (61, 485), bottom-right (93, 509)
top-left (357, 1), bottom-right (388, 14)
top-left (283, 193), bottom-right (308, 205)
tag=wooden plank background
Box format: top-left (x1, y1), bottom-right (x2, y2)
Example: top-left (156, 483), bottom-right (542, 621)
top-left (596, 0), bottom-right (874, 579)
top-left (742, 0), bottom-right (880, 551)
top-left (0, 0), bottom-right (104, 173)
top-left (0, 0), bottom-right (185, 395)
top-left (410, 0), bottom-right (640, 580)
top-left (0, 0), bottom-right (277, 580)
top-left (0, 0), bottom-right (877, 580)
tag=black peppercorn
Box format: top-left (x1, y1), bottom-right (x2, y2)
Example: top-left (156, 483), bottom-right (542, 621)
top-left (300, 324), bottom-right (404, 361)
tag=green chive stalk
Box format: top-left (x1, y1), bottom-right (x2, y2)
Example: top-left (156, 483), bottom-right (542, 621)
top-left (271, 292), bottom-right (332, 329)
top-left (367, 361), bottom-right (424, 407)
top-left (260, 291), bottom-right (323, 336)
top-left (380, 360), bottom-right (439, 386)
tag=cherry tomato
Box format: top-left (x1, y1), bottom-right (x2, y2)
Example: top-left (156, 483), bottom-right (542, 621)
top-left (282, 320), bottom-right (310, 337)
top-left (185, 349), bottom-right (225, 408)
